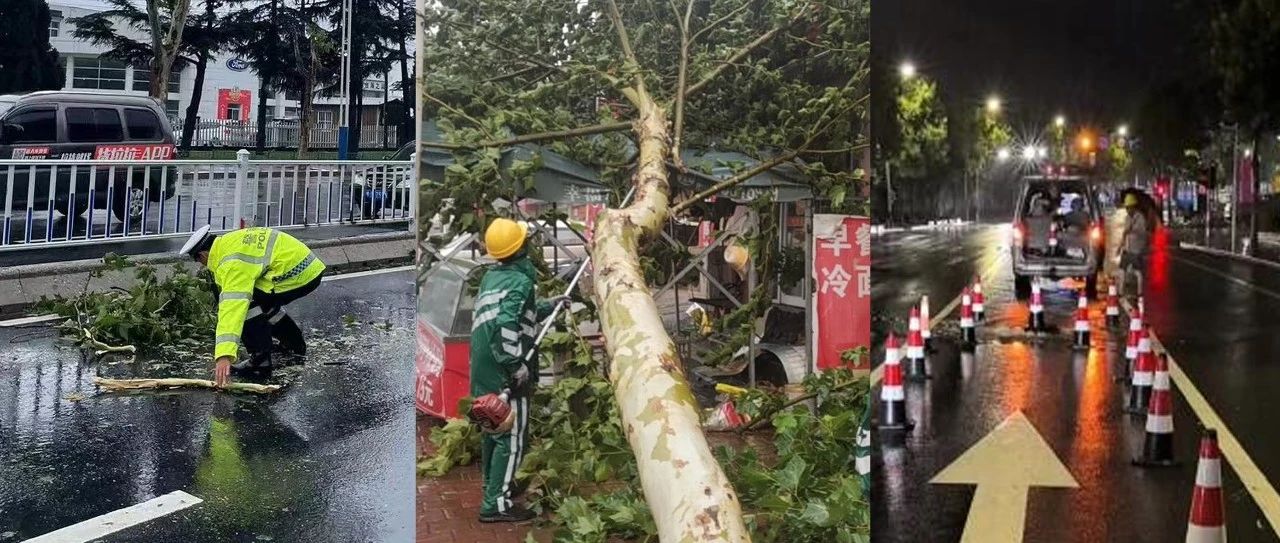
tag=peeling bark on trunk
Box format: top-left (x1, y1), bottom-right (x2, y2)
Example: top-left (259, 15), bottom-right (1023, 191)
top-left (591, 98), bottom-right (749, 542)
top-left (94, 377), bottom-right (280, 394)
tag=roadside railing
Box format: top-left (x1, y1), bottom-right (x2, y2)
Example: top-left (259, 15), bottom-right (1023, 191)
top-left (178, 120), bottom-right (401, 149)
top-left (0, 150), bottom-right (414, 250)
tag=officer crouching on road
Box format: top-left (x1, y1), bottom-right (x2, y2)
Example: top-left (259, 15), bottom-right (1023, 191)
top-left (471, 218), bottom-right (568, 523)
top-left (179, 225), bottom-right (326, 386)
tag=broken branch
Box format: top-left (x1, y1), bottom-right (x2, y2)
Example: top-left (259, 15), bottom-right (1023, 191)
top-left (94, 377), bottom-right (281, 395)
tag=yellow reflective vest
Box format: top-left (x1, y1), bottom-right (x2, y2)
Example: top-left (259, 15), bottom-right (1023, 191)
top-left (207, 228), bottom-right (325, 360)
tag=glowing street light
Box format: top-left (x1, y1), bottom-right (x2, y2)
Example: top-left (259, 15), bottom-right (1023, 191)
top-left (1036, 146), bottom-right (1048, 159)
top-left (1117, 124), bottom-right (1129, 137)
top-left (1054, 115), bottom-right (1066, 128)
top-left (985, 95), bottom-right (1002, 114)
top-left (899, 61), bottom-right (917, 79)
top-left (996, 147), bottom-right (1011, 161)
top-left (1022, 146), bottom-right (1037, 160)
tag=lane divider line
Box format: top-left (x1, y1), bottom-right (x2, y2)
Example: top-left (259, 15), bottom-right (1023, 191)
top-left (0, 313), bottom-right (62, 327)
top-left (322, 264), bottom-right (415, 282)
top-left (24, 490), bottom-right (203, 543)
top-left (1121, 297), bottom-right (1280, 537)
top-left (1173, 253), bottom-right (1280, 302)
top-left (1179, 241), bottom-right (1280, 272)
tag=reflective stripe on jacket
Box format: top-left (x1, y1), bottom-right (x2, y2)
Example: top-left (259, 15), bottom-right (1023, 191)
top-left (207, 227), bottom-right (325, 360)
top-left (469, 255), bottom-right (550, 397)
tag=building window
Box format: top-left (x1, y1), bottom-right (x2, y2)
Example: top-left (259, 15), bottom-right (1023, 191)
top-left (49, 9), bottom-right (62, 38)
top-left (285, 107), bottom-right (299, 119)
top-left (225, 104), bottom-right (242, 121)
top-left (166, 99), bottom-right (181, 120)
top-left (316, 110), bottom-right (334, 126)
top-left (132, 67), bottom-right (182, 94)
top-left (72, 57), bottom-right (127, 90)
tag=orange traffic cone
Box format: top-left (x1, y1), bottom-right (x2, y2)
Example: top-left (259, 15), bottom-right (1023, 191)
top-left (1072, 289), bottom-right (1090, 349)
top-left (1027, 282), bottom-right (1045, 332)
top-left (1127, 327), bottom-right (1154, 414)
top-left (906, 306), bottom-right (927, 381)
top-left (1106, 283), bottom-right (1121, 327)
top-left (1134, 353), bottom-right (1178, 467)
top-left (1186, 430), bottom-right (1227, 542)
top-left (972, 276), bottom-right (986, 321)
top-left (960, 287), bottom-right (976, 350)
top-left (1118, 307), bottom-right (1142, 383)
top-left (878, 333), bottom-right (913, 432)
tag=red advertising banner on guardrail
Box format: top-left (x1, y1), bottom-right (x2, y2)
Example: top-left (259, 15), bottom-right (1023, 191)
top-left (813, 214), bottom-right (871, 373)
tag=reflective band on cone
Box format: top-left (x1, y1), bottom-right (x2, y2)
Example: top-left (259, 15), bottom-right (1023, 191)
top-left (920, 295), bottom-right (933, 344)
top-left (1106, 284), bottom-right (1121, 324)
top-left (878, 333), bottom-right (913, 432)
top-left (972, 276), bottom-right (985, 321)
top-left (1119, 311), bottom-right (1143, 383)
top-left (1135, 353), bottom-right (1177, 467)
top-left (1186, 430), bottom-right (1227, 543)
top-left (906, 306), bottom-right (928, 381)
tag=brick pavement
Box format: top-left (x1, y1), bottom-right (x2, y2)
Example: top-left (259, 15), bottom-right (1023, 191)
top-left (416, 414), bottom-right (554, 543)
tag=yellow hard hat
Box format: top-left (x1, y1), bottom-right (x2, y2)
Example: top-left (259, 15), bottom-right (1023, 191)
top-left (484, 218), bottom-right (528, 259)
top-left (1124, 193), bottom-right (1139, 207)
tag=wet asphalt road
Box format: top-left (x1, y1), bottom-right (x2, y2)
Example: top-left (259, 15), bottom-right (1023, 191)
top-left (0, 269), bottom-right (416, 542)
top-left (872, 223), bottom-right (1280, 542)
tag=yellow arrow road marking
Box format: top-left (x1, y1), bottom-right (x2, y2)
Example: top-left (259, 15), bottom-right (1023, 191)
top-left (930, 411), bottom-right (1079, 542)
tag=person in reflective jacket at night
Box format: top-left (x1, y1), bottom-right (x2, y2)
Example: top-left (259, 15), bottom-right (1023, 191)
top-left (180, 225), bottom-right (325, 386)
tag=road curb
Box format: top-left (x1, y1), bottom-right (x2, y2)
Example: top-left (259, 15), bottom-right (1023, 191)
top-left (1177, 241), bottom-right (1280, 271)
top-left (0, 230), bottom-right (415, 317)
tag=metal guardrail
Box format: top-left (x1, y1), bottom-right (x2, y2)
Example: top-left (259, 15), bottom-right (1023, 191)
top-left (0, 150), bottom-right (414, 250)
top-left (177, 120), bottom-right (401, 149)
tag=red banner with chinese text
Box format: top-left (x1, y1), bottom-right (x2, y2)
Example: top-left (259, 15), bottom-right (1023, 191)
top-left (813, 214), bottom-right (870, 373)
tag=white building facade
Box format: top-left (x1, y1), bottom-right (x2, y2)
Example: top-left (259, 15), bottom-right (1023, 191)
top-left (47, 0), bottom-right (405, 144)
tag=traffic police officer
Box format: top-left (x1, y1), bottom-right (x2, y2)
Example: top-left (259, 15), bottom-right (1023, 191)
top-left (180, 225), bottom-right (326, 385)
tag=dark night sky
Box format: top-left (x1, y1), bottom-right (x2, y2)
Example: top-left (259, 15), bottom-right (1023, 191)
top-left (874, 0), bottom-right (1201, 131)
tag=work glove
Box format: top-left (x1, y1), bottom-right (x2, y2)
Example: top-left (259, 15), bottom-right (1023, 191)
top-left (512, 364), bottom-right (530, 388)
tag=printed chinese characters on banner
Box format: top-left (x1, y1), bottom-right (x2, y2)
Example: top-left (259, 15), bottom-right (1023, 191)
top-left (813, 214), bottom-right (871, 373)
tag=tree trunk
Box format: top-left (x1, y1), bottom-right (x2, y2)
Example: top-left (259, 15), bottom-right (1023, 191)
top-left (181, 49), bottom-right (208, 150)
top-left (146, 0), bottom-right (191, 100)
top-left (395, 0), bottom-right (412, 147)
top-left (298, 44), bottom-right (316, 158)
top-left (591, 97), bottom-right (749, 541)
top-left (256, 75), bottom-right (268, 151)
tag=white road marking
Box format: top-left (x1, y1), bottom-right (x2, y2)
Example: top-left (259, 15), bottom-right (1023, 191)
top-left (1121, 298), bottom-right (1280, 537)
top-left (0, 313), bottom-right (62, 327)
top-left (1174, 253), bottom-right (1280, 301)
top-left (322, 264), bottom-right (415, 282)
top-left (24, 491), bottom-right (203, 543)
top-left (1179, 241), bottom-right (1280, 272)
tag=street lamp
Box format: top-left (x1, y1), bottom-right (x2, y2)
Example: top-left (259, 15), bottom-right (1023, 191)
top-left (899, 61), bottom-right (917, 80)
top-left (985, 95), bottom-right (1001, 114)
top-left (1036, 146), bottom-right (1048, 159)
top-left (996, 147), bottom-right (1011, 162)
top-left (1118, 124), bottom-right (1129, 137)
top-left (1022, 146), bottom-right (1037, 161)
top-left (1054, 115), bottom-right (1066, 128)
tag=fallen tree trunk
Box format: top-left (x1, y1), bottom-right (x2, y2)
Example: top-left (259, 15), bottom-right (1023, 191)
top-left (93, 377), bottom-right (281, 395)
top-left (592, 95), bottom-right (749, 540)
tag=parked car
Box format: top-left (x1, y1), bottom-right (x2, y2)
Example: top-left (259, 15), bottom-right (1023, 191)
top-left (0, 91), bottom-right (177, 222)
top-left (351, 140), bottom-right (414, 218)
top-left (1010, 175), bottom-right (1105, 299)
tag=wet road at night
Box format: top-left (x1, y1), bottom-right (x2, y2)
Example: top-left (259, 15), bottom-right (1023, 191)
top-left (871, 222), bottom-right (1280, 542)
top-left (0, 268), bottom-right (415, 543)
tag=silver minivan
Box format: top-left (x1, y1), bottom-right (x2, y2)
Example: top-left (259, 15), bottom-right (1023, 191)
top-left (1010, 176), bottom-right (1105, 299)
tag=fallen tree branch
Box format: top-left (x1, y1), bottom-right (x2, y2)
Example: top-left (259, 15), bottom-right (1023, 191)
top-left (418, 121), bottom-right (632, 150)
top-left (93, 377), bottom-right (281, 395)
top-left (81, 329), bottom-right (136, 356)
top-left (738, 378), bottom-right (861, 432)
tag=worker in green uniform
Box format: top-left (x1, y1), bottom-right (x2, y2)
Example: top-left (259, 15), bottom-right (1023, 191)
top-left (179, 225), bottom-right (326, 386)
top-left (471, 218), bottom-right (567, 523)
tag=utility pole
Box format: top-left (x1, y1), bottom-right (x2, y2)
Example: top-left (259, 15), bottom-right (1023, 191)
top-left (885, 160), bottom-right (894, 225)
top-left (1230, 124), bottom-right (1239, 253)
top-left (337, 0), bottom-right (353, 160)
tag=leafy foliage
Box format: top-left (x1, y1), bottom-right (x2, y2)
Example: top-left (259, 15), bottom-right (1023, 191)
top-left (38, 255), bottom-right (217, 352)
top-left (889, 76), bottom-right (949, 181)
top-left (0, 0), bottom-right (64, 93)
top-left (417, 417), bottom-right (481, 477)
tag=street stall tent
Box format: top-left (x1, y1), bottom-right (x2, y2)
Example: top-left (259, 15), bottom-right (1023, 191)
top-left (414, 123), bottom-right (613, 418)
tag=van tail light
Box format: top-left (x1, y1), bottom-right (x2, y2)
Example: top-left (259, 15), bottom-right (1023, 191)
top-left (1090, 224), bottom-right (1102, 243)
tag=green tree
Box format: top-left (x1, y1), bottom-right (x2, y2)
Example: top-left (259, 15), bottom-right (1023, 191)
top-left (417, 0), bottom-right (866, 539)
top-left (0, 0), bottom-right (64, 93)
top-left (890, 76), bottom-right (948, 180)
top-left (71, 0), bottom-right (228, 148)
top-left (957, 105), bottom-right (1011, 220)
